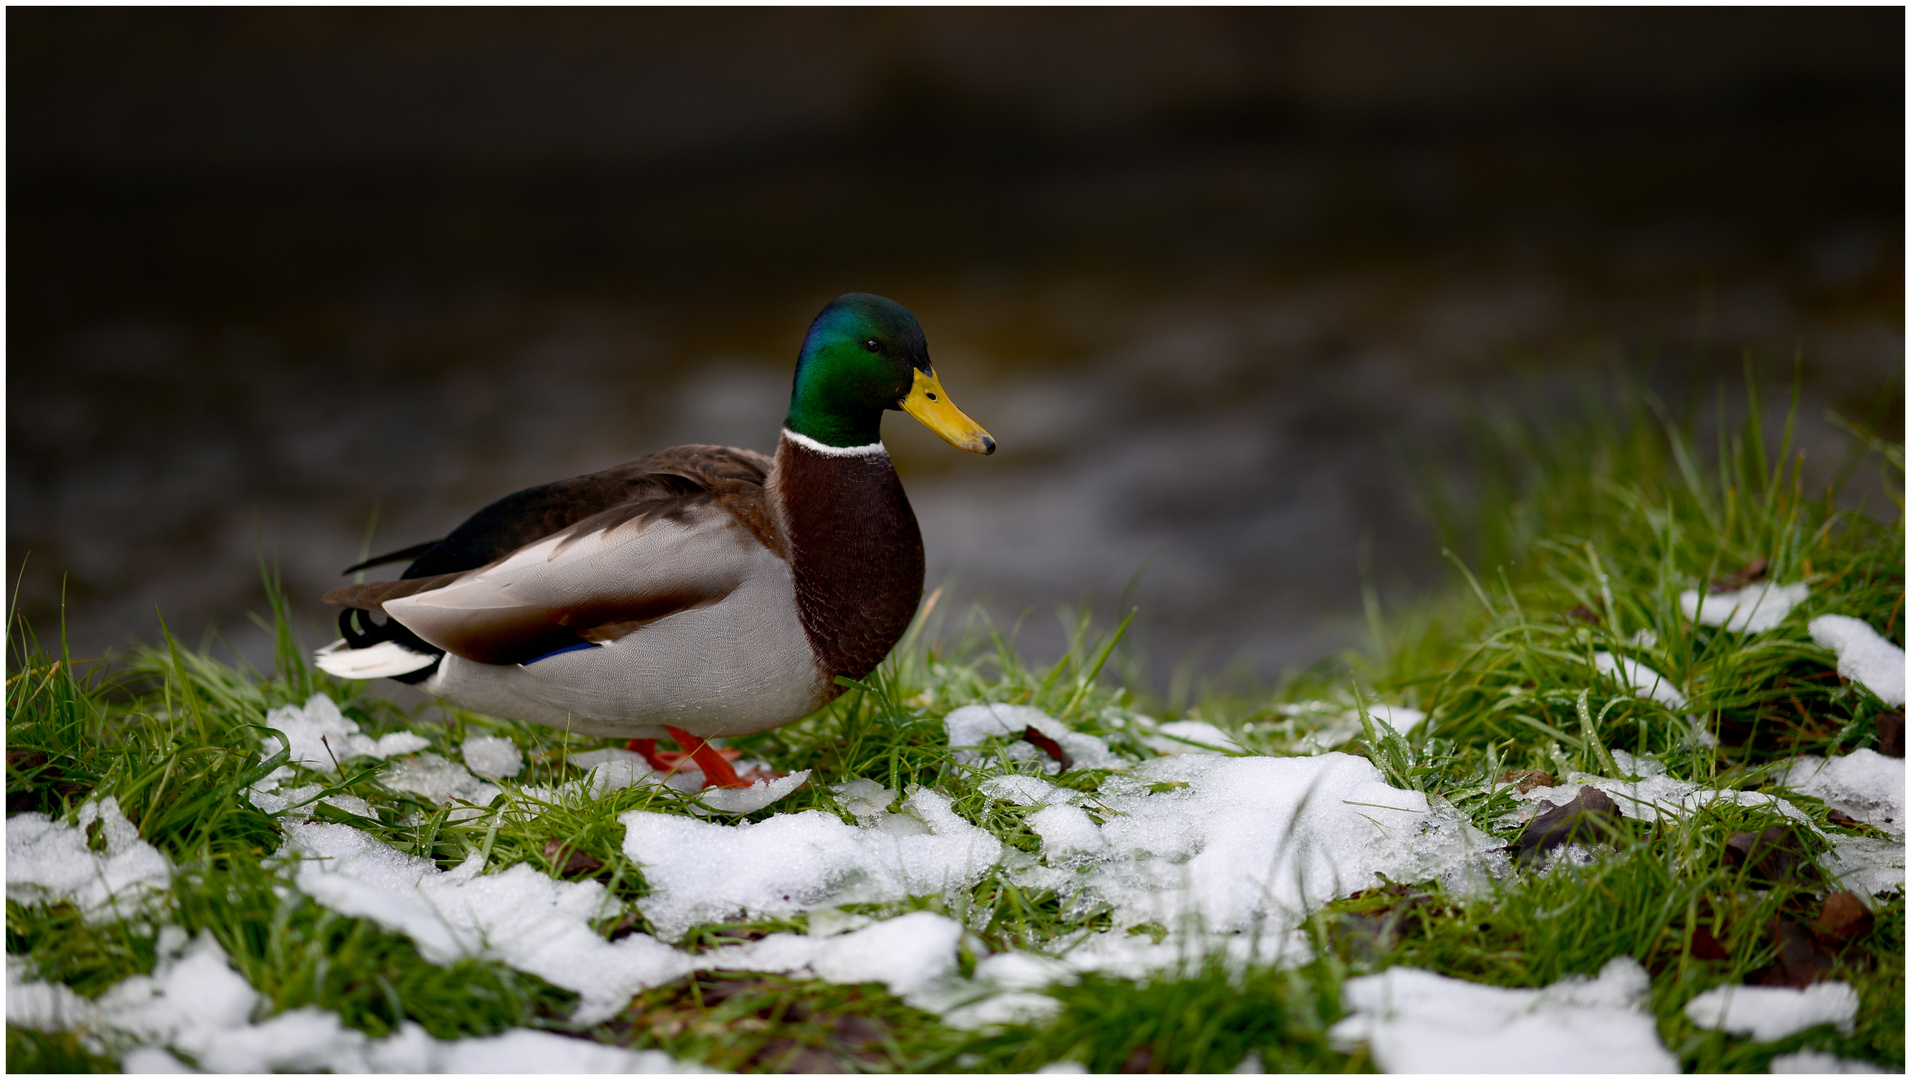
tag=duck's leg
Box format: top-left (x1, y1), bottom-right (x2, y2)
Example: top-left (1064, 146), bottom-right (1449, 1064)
top-left (663, 725), bottom-right (753, 789)
top-left (625, 738), bottom-right (678, 773)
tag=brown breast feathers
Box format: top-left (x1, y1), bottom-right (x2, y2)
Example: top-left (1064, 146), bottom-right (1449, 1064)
top-left (775, 438), bottom-right (925, 682)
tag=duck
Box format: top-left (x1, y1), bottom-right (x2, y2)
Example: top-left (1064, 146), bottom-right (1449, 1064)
top-left (314, 292), bottom-right (994, 788)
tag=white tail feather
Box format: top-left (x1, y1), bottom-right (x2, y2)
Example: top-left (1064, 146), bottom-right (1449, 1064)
top-left (314, 639), bottom-right (438, 679)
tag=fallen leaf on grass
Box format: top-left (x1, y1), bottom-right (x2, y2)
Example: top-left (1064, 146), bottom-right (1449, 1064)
top-left (541, 838), bottom-right (605, 877)
top-left (1498, 769), bottom-right (1555, 794)
top-left (1875, 711), bottom-right (1904, 758)
top-left (1689, 926), bottom-right (1731, 961)
top-left (1516, 786), bottom-right (1623, 864)
top-left (1812, 892), bottom-right (1875, 945)
top-left (1022, 726), bottom-right (1074, 772)
top-left (1709, 556), bottom-right (1769, 593)
top-left (1723, 826), bottom-right (1817, 887)
top-left (1748, 918), bottom-right (1837, 989)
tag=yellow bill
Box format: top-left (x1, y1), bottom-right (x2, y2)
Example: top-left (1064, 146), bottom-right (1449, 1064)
top-left (901, 367), bottom-right (996, 454)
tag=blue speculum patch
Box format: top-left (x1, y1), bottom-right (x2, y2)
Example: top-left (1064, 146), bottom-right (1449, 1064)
top-left (523, 641), bottom-right (598, 665)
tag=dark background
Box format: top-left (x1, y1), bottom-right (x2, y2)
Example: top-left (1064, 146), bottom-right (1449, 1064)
top-left (8, 9), bottom-right (1904, 697)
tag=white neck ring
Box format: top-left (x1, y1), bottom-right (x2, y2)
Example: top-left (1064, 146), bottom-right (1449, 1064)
top-left (782, 428), bottom-right (888, 458)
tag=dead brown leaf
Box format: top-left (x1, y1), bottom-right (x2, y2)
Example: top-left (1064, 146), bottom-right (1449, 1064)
top-left (1813, 892), bottom-right (1875, 945)
top-left (1021, 726), bottom-right (1073, 772)
top-left (1516, 786), bottom-right (1623, 864)
top-left (1498, 769), bottom-right (1555, 794)
top-left (1877, 711), bottom-right (1904, 758)
top-left (541, 838), bottom-right (605, 877)
top-left (1709, 557), bottom-right (1769, 593)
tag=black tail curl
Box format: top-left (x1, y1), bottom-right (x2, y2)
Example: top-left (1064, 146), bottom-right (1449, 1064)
top-left (337, 607), bottom-right (445, 685)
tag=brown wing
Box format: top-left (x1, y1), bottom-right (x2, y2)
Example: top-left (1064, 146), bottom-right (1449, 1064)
top-left (325, 444), bottom-right (784, 666)
top-left (390, 444), bottom-right (776, 581)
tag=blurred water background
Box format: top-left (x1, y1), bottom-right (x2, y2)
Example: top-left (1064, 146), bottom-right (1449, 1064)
top-left (8, 9), bottom-right (1903, 697)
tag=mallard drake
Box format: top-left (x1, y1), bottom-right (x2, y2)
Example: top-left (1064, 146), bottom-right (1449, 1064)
top-left (315, 293), bottom-right (994, 787)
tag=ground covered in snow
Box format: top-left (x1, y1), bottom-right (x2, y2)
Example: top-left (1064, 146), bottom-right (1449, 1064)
top-left (7, 403), bottom-right (1904, 1073)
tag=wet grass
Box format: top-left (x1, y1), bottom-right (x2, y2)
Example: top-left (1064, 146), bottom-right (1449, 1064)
top-left (5, 374), bottom-right (1903, 1072)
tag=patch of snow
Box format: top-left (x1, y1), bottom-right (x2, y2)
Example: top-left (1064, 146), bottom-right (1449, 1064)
top-left (1781, 750), bottom-right (1905, 837)
top-left (9, 932), bottom-right (701, 1072)
top-left (7, 956), bottom-right (102, 1032)
top-left (1823, 834), bottom-right (1905, 896)
top-left (258, 693), bottom-right (429, 773)
top-left (6, 797), bottom-right (171, 922)
top-left (1810, 615), bottom-right (1906, 706)
top-left (1680, 582), bottom-right (1809, 633)
top-left (1592, 652), bottom-right (1689, 711)
top-left (1329, 956), bottom-right (1677, 1073)
top-left (281, 821), bottom-right (689, 1024)
top-left (943, 703), bottom-right (1127, 773)
top-left (1609, 749), bottom-right (1668, 778)
top-left (1510, 772), bottom-right (1820, 835)
top-left (1141, 720), bottom-right (1245, 755)
top-left (1053, 754), bottom-right (1501, 940)
top-left (700, 910), bottom-right (963, 999)
top-left (693, 770), bottom-right (811, 815)
top-left (1027, 804), bottom-right (1110, 860)
top-left (978, 774), bottom-right (1075, 807)
top-left (831, 778), bottom-right (897, 820)
top-left (1683, 981), bottom-right (1858, 1041)
top-left (621, 787), bottom-right (1003, 942)
top-left (380, 753), bottom-right (503, 811)
top-left (1769, 1050), bottom-right (1888, 1073)
top-left (1359, 704), bottom-right (1428, 736)
top-left (460, 735), bottom-right (524, 779)
top-left (1036, 1062), bottom-right (1089, 1074)
top-left (246, 777), bottom-right (378, 820)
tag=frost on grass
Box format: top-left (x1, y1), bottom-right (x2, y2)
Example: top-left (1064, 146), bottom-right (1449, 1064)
top-left (281, 821), bottom-right (690, 1024)
top-left (621, 787), bottom-right (1003, 942)
top-left (258, 693), bottom-right (429, 773)
top-left (1682, 981), bottom-right (1858, 1042)
top-left (944, 703), bottom-right (1128, 773)
top-left (1328, 956), bottom-right (1677, 1073)
top-left (1810, 615), bottom-right (1907, 707)
top-left (5, 796), bottom-right (170, 922)
top-left (1678, 582), bottom-right (1809, 634)
top-left (1781, 750), bottom-right (1905, 836)
top-left (7, 928), bottom-right (700, 1073)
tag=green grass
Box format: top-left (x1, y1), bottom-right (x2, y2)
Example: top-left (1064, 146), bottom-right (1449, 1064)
top-left (6, 373), bottom-right (1903, 1072)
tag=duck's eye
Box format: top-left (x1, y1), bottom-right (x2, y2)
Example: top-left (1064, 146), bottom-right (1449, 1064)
top-left (863, 339), bottom-right (881, 353)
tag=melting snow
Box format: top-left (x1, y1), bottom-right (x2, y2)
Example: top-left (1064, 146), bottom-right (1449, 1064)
top-left (1683, 981), bottom-right (1858, 1041)
top-left (1822, 834), bottom-right (1905, 896)
top-left (461, 734), bottom-right (524, 779)
top-left (621, 787), bottom-right (1003, 942)
top-left (693, 770), bottom-right (812, 815)
top-left (1027, 754), bottom-right (1501, 946)
top-left (6, 797), bottom-right (171, 922)
top-left (1810, 615), bottom-right (1906, 706)
top-left (281, 821), bottom-right (690, 1024)
top-left (699, 910), bottom-right (964, 999)
top-left (380, 753), bottom-right (503, 810)
top-left (1592, 652), bottom-right (1689, 710)
top-left (944, 703), bottom-right (1127, 773)
top-left (1781, 750), bottom-right (1905, 837)
top-left (1769, 1050), bottom-right (1888, 1073)
top-left (7, 930), bottom-right (699, 1073)
top-left (1141, 720), bottom-right (1245, 755)
top-left (1510, 771), bottom-right (1818, 834)
top-left (1328, 957), bottom-right (1677, 1073)
top-left (259, 694), bottom-right (429, 773)
top-left (1679, 582), bottom-right (1809, 634)
top-left (830, 778), bottom-right (898, 820)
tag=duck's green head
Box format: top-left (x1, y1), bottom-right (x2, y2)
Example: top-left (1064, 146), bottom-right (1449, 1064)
top-left (785, 292), bottom-right (995, 454)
